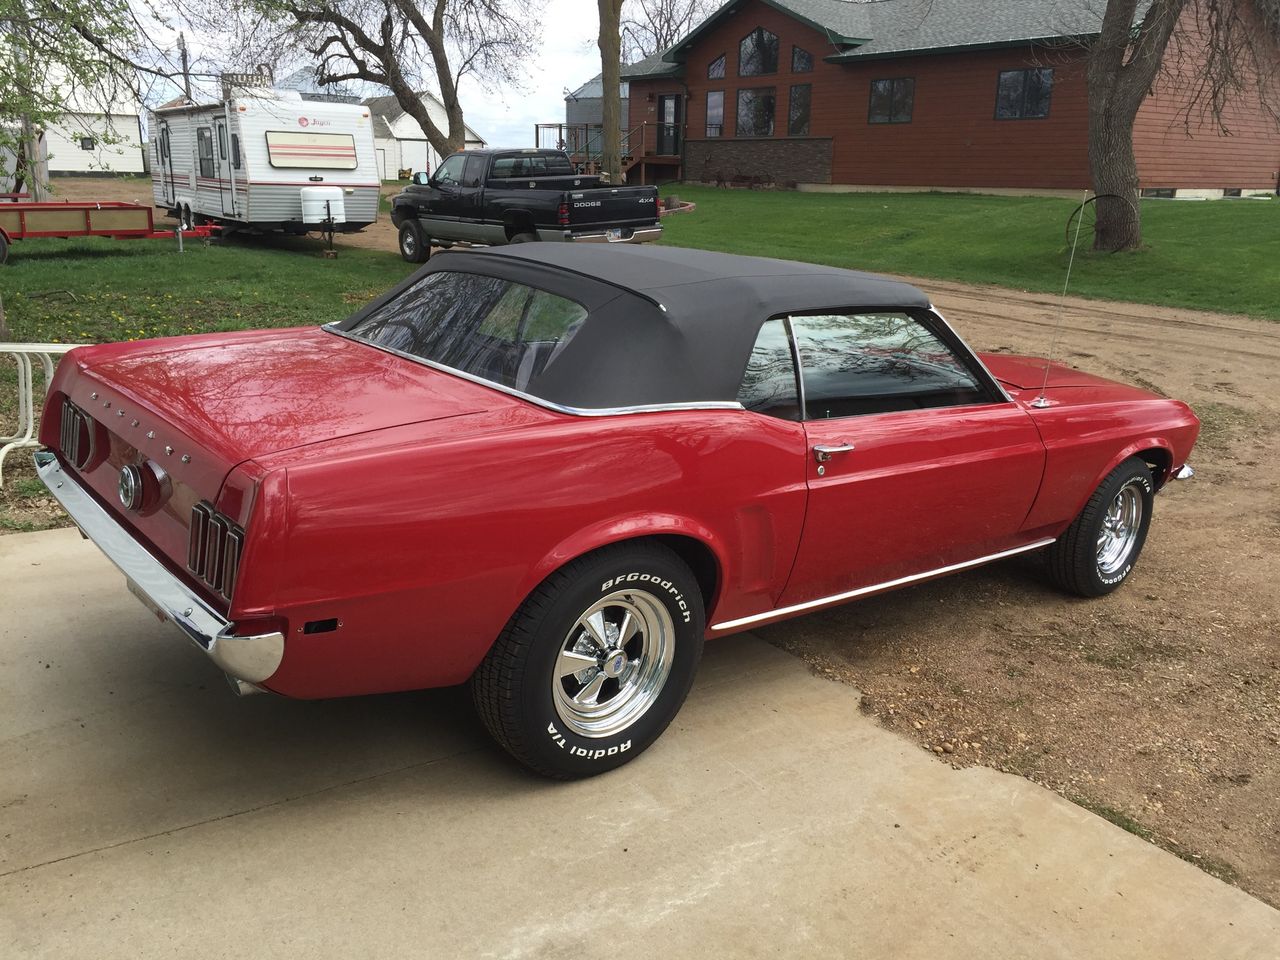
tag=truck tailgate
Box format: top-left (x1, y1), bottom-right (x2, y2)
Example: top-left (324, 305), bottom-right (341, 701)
top-left (567, 187), bottom-right (660, 230)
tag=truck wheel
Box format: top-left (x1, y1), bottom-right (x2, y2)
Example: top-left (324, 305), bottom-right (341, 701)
top-left (472, 542), bottom-right (705, 779)
top-left (398, 221), bottom-right (430, 263)
top-left (509, 232), bottom-right (538, 243)
top-left (0, 232), bottom-right (8, 265)
top-left (1045, 457), bottom-right (1154, 597)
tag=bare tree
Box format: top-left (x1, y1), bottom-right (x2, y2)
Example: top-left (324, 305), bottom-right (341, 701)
top-left (598, 0), bottom-right (623, 181)
top-left (621, 0), bottom-right (712, 61)
top-left (1088, 0), bottom-right (1280, 251)
top-left (208, 0), bottom-right (540, 158)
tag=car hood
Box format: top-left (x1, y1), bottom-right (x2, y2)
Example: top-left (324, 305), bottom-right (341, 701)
top-left (75, 327), bottom-right (509, 466)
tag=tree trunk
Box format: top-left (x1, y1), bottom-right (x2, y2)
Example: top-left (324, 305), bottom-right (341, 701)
top-left (1085, 0), bottom-right (1187, 251)
top-left (1087, 103), bottom-right (1142, 250)
top-left (597, 0), bottom-right (624, 182)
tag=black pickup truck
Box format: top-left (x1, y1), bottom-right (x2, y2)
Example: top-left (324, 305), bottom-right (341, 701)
top-left (389, 148), bottom-right (662, 262)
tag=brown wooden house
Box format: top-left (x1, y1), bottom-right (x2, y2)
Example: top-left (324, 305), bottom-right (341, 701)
top-left (619, 0), bottom-right (1280, 196)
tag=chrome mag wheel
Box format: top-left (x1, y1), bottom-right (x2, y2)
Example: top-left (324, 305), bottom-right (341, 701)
top-left (1096, 481), bottom-right (1145, 577)
top-left (552, 589), bottom-right (675, 739)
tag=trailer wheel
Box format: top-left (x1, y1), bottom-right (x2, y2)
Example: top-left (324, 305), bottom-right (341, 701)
top-left (180, 205), bottom-right (193, 231)
top-left (0, 232), bottom-right (8, 265)
top-left (398, 221), bottom-right (430, 263)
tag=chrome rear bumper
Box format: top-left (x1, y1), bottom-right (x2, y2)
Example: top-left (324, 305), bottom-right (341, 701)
top-left (539, 225), bottom-right (663, 244)
top-left (34, 450), bottom-right (283, 688)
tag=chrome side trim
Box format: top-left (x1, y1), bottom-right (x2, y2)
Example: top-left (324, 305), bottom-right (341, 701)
top-left (34, 451), bottom-right (284, 684)
top-left (710, 538), bottom-right (1056, 632)
top-left (322, 325), bottom-right (745, 418)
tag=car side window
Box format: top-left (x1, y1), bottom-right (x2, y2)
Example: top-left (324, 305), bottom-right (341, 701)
top-left (462, 153), bottom-right (485, 187)
top-left (434, 154), bottom-right (466, 185)
top-left (738, 318), bottom-right (801, 421)
top-left (790, 312), bottom-right (988, 419)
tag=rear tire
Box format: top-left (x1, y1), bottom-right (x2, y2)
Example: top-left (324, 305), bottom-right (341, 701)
top-left (398, 220), bottom-right (430, 263)
top-left (1046, 457), bottom-right (1154, 597)
top-left (472, 542), bottom-right (705, 779)
top-left (509, 232), bottom-right (538, 244)
top-left (0, 232), bottom-right (9, 264)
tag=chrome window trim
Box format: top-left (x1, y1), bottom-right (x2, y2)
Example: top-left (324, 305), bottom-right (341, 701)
top-left (927, 304), bottom-right (1015, 404)
top-left (710, 538), bottom-right (1056, 632)
top-left (322, 324), bottom-right (745, 418)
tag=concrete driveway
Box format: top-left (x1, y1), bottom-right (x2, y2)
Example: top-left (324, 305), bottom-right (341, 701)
top-left (2, 528), bottom-right (1277, 959)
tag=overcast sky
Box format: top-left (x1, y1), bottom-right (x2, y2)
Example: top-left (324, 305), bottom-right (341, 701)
top-left (455, 0), bottom-right (606, 148)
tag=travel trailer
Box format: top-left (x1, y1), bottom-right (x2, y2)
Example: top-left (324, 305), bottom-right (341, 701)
top-left (150, 88), bottom-right (379, 234)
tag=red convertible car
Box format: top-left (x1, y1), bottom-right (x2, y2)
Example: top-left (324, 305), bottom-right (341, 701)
top-left (35, 245), bottom-right (1198, 777)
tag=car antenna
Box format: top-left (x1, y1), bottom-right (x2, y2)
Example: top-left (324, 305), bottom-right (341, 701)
top-left (1031, 188), bottom-right (1090, 409)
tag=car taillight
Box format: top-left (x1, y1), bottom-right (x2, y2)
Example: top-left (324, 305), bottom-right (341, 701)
top-left (59, 398), bottom-right (94, 469)
top-left (188, 500), bottom-right (244, 600)
top-left (558, 201), bottom-right (570, 226)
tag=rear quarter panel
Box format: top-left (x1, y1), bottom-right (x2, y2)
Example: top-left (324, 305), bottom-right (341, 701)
top-left (253, 408), bottom-right (807, 699)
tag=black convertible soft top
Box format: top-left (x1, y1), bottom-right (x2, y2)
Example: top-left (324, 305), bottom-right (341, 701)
top-left (331, 244), bottom-right (932, 412)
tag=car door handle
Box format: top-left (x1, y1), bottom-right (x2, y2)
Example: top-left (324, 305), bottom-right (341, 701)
top-left (813, 443), bottom-right (856, 463)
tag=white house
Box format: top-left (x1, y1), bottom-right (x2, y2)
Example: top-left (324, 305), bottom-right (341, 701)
top-left (362, 92), bottom-right (487, 181)
top-left (42, 111), bottom-right (145, 176)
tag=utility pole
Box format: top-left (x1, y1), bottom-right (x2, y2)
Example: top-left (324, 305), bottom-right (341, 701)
top-left (179, 33), bottom-right (192, 102)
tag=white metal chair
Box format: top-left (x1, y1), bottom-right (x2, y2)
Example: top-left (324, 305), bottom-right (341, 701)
top-left (1, 344), bottom-right (81, 488)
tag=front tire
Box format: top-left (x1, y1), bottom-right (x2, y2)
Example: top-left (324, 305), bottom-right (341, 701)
top-left (472, 542), bottom-right (705, 779)
top-left (1046, 457), bottom-right (1154, 597)
top-left (398, 220), bottom-right (430, 263)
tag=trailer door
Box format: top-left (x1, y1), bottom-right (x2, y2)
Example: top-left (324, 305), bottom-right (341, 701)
top-left (158, 121), bottom-right (176, 208)
top-left (213, 118), bottom-right (232, 215)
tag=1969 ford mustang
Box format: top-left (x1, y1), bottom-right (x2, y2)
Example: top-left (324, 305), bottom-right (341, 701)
top-left (35, 245), bottom-right (1199, 778)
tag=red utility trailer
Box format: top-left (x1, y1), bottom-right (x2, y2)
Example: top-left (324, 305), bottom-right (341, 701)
top-left (0, 199), bottom-right (216, 263)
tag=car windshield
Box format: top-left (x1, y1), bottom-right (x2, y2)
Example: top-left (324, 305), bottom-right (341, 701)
top-left (341, 270), bottom-right (589, 396)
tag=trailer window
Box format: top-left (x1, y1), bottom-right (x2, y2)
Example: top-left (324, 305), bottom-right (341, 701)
top-left (217, 126), bottom-right (227, 160)
top-left (265, 130), bottom-right (358, 170)
top-left (197, 128), bottom-right (215, 179)
top-left (231, 134), bottom-right (241, 169)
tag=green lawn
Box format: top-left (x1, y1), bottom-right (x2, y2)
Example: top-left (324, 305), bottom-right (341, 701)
top-left (657, 185), bottom-right (1280, 321)
top-left (0, 234), bottom-right (412, 345)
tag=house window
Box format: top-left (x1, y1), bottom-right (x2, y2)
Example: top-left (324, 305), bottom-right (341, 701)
top-left (792, 46), bottom-right (813, 73)
top-left (708, 54), bottom-right (726, 80)
top-left (739, 27), bottom-right (778, 76)
top-left (736, 88), bottom-right (776, 137)
top-left (706, 90), bottom-right (724, 137)
top-left (79, 136), bottom-right (95, 151)
top-left (869, 78), bottom-right (914, 124)
top-left (788, 84), bottom-right (811, 136)
top-left (995, 68), bottom-right (1053, 119)
top-left (196, 127), bottom-right (215, 178)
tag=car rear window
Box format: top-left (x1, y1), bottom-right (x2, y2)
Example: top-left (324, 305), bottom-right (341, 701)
top-left (489, 153), bottom-right (575, 178)
top-left (343, 271), bottom-right (588, 396)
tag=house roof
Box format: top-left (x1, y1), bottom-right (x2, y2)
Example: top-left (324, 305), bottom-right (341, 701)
top-left (625, 0), bottom-right (1113, 79)
top-left (566, 73), bottom-right (631, 101)
top-left (276, 66), bottom-right (362, 103)
top-left (362, 93), bottom-right (487, 144)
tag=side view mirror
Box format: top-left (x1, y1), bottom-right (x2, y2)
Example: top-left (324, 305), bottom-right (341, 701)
top-left (412, 171), bottom-right (431, 186)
